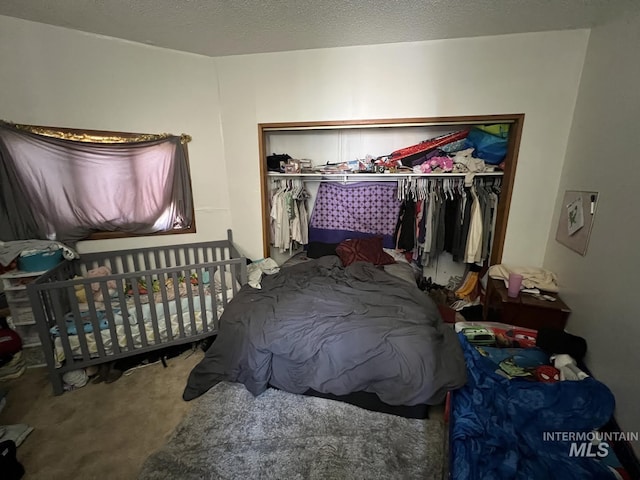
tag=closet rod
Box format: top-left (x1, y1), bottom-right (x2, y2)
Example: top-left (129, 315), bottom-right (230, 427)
top-left (268, 172), bottom-right (504, 183)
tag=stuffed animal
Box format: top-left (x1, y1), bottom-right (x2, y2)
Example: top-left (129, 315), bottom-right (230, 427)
top-left (551, 354), bottom-right (589, 381)
top-left (73, 277), bottom-right (88, 304)
top-left (533, 365), bottom-right (560, 383)
top-left (88, 266), bottom-right (117, 302)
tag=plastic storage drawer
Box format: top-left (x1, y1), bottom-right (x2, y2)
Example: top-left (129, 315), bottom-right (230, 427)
top-left (8, 303), bottom-right (35, 325)
top-left (14, 323), bottom-right (41, 347)
top-left (5, 288), bottom-right (29, 302)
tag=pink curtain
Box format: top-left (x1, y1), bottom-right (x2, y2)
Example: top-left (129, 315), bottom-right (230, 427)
top-left (0, 123), bottom-right (193, 243)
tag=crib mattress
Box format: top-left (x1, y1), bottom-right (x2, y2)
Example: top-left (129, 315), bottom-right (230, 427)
top-left (53, 291), bottom-right (233, 366)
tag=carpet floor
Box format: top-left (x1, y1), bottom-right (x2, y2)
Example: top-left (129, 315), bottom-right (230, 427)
top-left (1, 351), bottom-right (447, 479)
top-left (0, 350), bottom-right (204, 479)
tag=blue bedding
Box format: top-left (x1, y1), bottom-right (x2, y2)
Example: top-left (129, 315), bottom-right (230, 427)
top-left (451, 333), bottom-right (617, 479)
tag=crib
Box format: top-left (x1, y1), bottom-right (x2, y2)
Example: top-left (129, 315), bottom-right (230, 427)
top-left (26, 230), bottom-right (247, 395)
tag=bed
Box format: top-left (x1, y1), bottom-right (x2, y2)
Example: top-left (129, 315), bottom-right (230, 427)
top-left (27, 230), bottom-right (247, 395)
top-left (183, 252), bottom-right (468, 409)
top-left (449, 328), bottom-right (621, 479)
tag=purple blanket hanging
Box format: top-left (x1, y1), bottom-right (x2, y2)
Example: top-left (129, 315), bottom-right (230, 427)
top-left (309, 182), bottom-right (401, 248)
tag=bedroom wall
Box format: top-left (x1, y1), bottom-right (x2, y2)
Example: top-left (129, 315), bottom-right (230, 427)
top-left (0, 15), bottom-right (231, 253)
top-left (215, 30), bottom-right (590, 262)
top-left (543, 8), bottom-right (640, 453)
top-left (0, 14), bottom-right (589, 268)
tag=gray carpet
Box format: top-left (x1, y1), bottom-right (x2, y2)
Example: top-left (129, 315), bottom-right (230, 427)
top-left (139, 382), bottom-right (445, 480)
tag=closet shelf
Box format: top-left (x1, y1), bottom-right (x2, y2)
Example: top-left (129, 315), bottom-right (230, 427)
top-left (259, 115), bottom-right (524, 263)
top-left (268, 172), bottom-right (504, 181)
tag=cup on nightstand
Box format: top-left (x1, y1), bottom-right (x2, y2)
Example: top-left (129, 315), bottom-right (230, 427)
top-left (507, 273), bottom-right (523, 298)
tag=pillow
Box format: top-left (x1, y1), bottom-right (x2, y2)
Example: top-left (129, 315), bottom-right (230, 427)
top-left (335, 237), bottom-right (395, 267)
top-left (306, 242), bottom-right (339, 259)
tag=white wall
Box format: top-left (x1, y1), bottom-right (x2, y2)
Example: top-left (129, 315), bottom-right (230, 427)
top-left (0, 15), bottom-right (231, 254)
top-left (216, 31), bottom-right (589, 261)
top-left (544, 9), bottom-right (640, 452)
top-left (1, 15), bottom-right (590, 267)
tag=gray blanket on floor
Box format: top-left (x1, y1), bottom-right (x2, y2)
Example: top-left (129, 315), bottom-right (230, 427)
top-left (183, 256), bottom-right (466, 405)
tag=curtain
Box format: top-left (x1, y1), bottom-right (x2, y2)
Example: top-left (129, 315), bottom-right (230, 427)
top-left (0, 122), bottom-right (193, 243)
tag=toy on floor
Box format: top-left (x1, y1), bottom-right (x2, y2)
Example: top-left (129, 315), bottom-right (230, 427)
top-left (551, 353), bottom-right (589, 381)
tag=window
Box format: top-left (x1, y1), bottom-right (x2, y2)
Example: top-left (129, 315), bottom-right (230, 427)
top-left (0, 121), bottom-right (195, 243)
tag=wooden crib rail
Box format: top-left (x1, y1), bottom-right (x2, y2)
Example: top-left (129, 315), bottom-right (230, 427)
top-left (77, 237), bottom-right (240, 276)
top-left (26, 233), bottom-right (248, 395)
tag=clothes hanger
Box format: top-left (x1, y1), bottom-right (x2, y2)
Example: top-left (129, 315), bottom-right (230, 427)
top-left (421, 178), bottom-right (427, 201)
top-left (396, 179), bottom-right (404, 201)
top-left (445, 178), bottom-right (452, 200)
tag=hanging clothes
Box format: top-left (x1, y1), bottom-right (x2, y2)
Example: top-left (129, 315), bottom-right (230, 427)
top-left (394, 200), bottom-right (416, 251)
top-left (464, 183), bottom-right (483, 264)
top-left (269, 179), bottom-right (310, 253)
top-left (394, 176), bottom-right (500, 269)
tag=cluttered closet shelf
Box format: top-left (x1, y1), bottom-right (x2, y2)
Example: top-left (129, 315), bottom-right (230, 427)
top-left (259, 115), bottom-right (524, 264)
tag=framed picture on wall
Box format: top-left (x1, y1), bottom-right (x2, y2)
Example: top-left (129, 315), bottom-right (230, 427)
top-left (555, 190), bottom-right (598, 256)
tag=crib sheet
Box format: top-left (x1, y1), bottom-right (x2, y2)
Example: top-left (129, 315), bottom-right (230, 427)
top-left (54, 291), bottom-right (232, 365)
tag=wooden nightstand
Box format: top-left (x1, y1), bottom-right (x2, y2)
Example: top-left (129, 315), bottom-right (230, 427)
top-left (482, 277), bottom-right (571, 330)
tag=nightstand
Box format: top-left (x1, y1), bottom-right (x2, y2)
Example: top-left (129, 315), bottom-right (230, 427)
top-left (482, 277), bottom-right (571, 330)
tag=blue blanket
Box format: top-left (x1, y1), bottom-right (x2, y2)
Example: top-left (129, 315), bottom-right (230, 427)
top-left (451, 333), bottom-right (617, 479)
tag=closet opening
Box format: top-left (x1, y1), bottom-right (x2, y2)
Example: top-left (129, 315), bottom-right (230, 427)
top-left (258, 114), bottom-right (524, 286)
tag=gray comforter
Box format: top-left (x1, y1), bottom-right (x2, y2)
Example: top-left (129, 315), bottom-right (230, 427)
top-left (183, 256), bottom-right (467, 405)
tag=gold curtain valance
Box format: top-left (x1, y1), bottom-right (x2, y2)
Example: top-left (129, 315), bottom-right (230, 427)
top-left (2, 120), bottom-right (191, 144)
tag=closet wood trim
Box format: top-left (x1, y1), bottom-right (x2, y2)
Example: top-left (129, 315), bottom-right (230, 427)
top-left (490, 114), bottom-right (523, 265)
top-left (258, 114), bottom-right (525, 265)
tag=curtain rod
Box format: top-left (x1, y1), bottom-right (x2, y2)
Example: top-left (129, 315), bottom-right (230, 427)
top-left (1, 120), bottom-right (191, 144)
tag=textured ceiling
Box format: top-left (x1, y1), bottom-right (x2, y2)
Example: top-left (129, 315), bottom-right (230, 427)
top-left (0, 0), bottom-right (637, 57)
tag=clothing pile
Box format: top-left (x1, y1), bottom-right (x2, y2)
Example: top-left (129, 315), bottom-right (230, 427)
top-left (0, 240), bottom-right (78, 269)
top-left (389, 125), bottom-right (508, 172)
top-left (0, 326), bottom-right (24, 382)
top-left (488, 264), bottom-right (559, 293)
top-left (0, 424), bottom-right (33, 449)
top-left (0, 353), bottom-right (25, 382)
top-left (0, 388), bottom-right (33, 480)
top-left (246, 258), bottom-right (280, 289)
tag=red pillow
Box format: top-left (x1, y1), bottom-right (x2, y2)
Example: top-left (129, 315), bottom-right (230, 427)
top-left (335, 237), bottom-right (395, 267)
